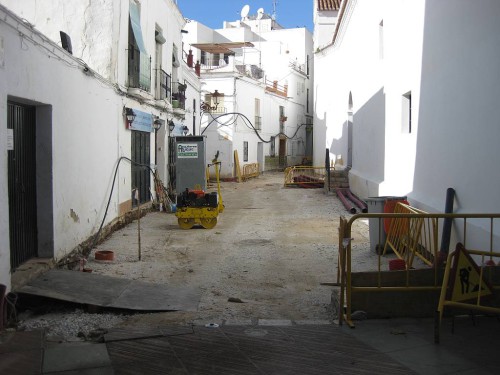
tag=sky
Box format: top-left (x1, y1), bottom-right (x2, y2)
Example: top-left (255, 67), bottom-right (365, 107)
top-left (176, 0), bottom-right (313, 32)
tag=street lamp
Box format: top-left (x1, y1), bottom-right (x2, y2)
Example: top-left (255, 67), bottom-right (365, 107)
top-left (201, 90), bottom-right (222, 112)
top-left (124, 107), bottom-right (136, 126)
top-left (153, 118), bottom-right (162, 131)
top-left (168, 120), bottom-right (175, 132)
top-left (182, 125), bottom-right (189, 136)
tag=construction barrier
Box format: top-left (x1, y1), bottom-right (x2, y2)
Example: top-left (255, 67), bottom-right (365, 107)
top-left (383, 203), bottom-right (438, 268)
top-left (337, 212), bottom-right (500, 331)
top-left (284, 166), bottom-right (326, 188)
top-left (242, 163), bottom-right (260, 180)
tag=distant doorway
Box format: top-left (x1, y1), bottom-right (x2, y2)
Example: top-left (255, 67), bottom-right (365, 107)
top-left (279, 138), bottom-right (287, 168)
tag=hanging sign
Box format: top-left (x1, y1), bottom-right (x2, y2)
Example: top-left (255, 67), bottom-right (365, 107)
top-left (177, 143), bottom-right (198, 158)
top-left (128, 109), bottom-right (153, 133)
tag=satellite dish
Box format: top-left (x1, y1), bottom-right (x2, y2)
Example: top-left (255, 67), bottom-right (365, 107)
top-left (257, 8), bottom-right (264, 20)
top-left (240, 4), bottom-right (250, 19)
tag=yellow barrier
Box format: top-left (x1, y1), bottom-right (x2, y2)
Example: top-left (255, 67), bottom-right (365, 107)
top-left (284, 166), bottom-right (326, 187)
top-left (383, 203), bottom-right (438, 268)
top-left (338, 212), bottom-right (500, 329)
top-left (242, 163), bottom-right (260, 180)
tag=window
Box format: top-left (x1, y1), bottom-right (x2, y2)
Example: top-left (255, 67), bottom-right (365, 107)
top-left (306, 54), bottom-right (310, 76)
top-left (402, 91), bottom-right (412, 133)
top-left (243, 141), bottom-right (248, 162)
top-left (128, 1), bottom-right (151, 91)
top-left (270, 136), bottom-right (276, 157)
top-left (254, 98), bottom-right (261, 131)
top-left (154, 27), bottom-right (165, 99)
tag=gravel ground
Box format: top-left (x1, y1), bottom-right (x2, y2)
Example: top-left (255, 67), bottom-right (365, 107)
top-left (16, 171), bottom-right (384, 341)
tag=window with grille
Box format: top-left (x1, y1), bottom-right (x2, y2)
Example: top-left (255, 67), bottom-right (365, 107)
top-left (243, 141), bottom-right (249, 162)
top-left (128, 1), bottom-right (151, 91)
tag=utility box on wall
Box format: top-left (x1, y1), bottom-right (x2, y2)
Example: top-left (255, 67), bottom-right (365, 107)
top-left (169, 136), bottom-right (207, 194)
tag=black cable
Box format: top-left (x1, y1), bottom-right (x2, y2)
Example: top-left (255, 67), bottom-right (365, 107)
top-left (90, 156), bottom-right (163, 252)
top-left (201, 111), bottom-right (309, 143)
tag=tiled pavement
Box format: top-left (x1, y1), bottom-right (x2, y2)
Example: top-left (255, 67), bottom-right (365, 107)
top-left (1, 316), bottom-right (499, 374)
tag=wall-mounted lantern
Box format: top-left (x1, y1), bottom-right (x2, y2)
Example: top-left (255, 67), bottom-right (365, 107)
top-left (124, 107), bottom-right (136, 126)
top-left (152, 118), bottom-right (162, 131)
top-left (168, 120), bottom-right (175, 132)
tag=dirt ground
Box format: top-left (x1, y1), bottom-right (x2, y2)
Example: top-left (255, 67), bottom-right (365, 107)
top-left (81, 171), bottom-right (371, 328)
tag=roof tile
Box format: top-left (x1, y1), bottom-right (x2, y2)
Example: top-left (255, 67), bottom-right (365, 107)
top-left (317, 0), bottom-right (341, 11)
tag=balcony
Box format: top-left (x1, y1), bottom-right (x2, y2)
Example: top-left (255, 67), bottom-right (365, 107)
top-left (197, 56), bottom-right (265, 82)
top-left (265, 79), bottom-right (288, 97)
top-left (171, 81), bottom-right (186, 110)
top-left (289, 59), bottom-right (307, 76)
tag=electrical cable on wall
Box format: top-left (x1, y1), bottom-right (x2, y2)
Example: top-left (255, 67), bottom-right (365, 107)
top-left (200, 111), bottom-right (308, 143)
top-left (90, 156), bottom-right (168, 252)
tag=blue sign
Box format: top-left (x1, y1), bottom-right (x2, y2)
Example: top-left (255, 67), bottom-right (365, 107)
top-left (128, 109), bottom-right (153, 132)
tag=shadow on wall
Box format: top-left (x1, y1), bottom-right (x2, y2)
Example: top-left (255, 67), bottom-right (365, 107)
top-left (412, 1), bottom-right (500, 250)
top-left (330, 87), bottom-right (386, 186)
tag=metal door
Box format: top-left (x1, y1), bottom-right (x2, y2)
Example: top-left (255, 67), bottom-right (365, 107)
top-left (8, 102), bottom-right (38, 269)
top-left (131, 130), bottom-right (151, 207)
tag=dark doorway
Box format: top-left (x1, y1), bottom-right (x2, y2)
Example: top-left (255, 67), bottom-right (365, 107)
top-left (131, 130), bottom-right (151, 207)
top-left (8, 102), bottom-right (38, 269)
top-left (279, 138), bottom-right (287, 168)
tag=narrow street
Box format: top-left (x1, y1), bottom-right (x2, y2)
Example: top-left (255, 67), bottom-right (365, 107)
top-left (18, 172), bottom-right (370, 337)
top-left (85, 171), bottom-right (369, 328)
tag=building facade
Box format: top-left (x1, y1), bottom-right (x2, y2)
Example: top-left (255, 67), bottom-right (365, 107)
top-left (313, 0), bottom-right (500, 248)
top-left (0, 0), bottom-right (198, 290)
top-left (182, 7), bottom-right (314, 178)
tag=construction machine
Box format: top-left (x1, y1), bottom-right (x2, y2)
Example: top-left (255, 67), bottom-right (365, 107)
top-left (175, 161), bottom-right (224, 229)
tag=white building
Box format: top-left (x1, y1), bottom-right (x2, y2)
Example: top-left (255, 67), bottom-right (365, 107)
top-left (313, 0), bottom-right (340, 51)
top-left (314, 0), bottom-right (500, 245)
top-left (182, 6), bottom-right (314, 178)
top-left (0, 0), bottom-right (197, 290)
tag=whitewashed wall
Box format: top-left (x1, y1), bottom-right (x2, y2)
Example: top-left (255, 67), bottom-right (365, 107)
top-left (0, 6), bottom-right (126, 290)
top-left (314, 0), bottom-right (500, 250)
top-left (314, 0), bottom-right (424, 198)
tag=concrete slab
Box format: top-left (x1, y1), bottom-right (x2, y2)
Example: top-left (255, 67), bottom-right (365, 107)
top-left (43, 342), bottom-right (112, 374)
top-left (16, 269), bottom-right (201, 311)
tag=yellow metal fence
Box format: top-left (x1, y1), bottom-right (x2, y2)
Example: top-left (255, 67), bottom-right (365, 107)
top-left (284, 166), bottom-right (326, 188)
top-left (338, 212), bottom-right (500, 334)
top-left (242, 163), bottom-right (260, 180)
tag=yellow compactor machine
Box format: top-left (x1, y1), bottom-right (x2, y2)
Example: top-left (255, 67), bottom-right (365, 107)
top-left (175, 161), bottom-right (224, 229)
